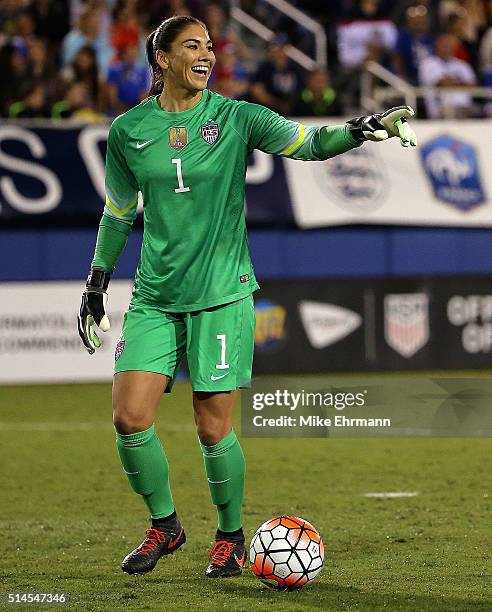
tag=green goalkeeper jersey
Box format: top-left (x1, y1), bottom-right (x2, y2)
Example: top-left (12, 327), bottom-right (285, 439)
top-left (98, 89), bottom-right (359, 312)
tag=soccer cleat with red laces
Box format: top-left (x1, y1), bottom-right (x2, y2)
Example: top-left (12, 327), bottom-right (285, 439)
top-left (121, 523), bottom-right (186, 575)
top-left (205, 539), bottom-right (246, 578)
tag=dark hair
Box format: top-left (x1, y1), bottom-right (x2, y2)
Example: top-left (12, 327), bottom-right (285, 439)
top-left (146, 15), bottom-right (207, 96)
top-left (72, 45), bottom-right (99, 103)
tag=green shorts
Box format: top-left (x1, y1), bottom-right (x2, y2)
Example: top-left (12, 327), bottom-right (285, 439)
top-left (114, 295), bottom-right (256, 392)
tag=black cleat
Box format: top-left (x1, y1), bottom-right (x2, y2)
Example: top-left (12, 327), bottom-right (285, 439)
top-left (205, 540), bottom-right (246, 578)
top-left (121, 523), bottom-right (186, 575)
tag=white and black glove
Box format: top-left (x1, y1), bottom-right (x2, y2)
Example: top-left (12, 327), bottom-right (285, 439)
top-left (77, 268), bottom-right (111, 354)
top-left (347, 105), bottom-right (417, 147)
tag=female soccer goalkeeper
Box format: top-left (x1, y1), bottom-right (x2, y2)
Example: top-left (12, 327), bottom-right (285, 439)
top-left (77, 15), bottom-right (417, 578)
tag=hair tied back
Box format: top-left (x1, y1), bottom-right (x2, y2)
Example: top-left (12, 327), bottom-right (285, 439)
top-left (152, 30), bottom-right (159, 56)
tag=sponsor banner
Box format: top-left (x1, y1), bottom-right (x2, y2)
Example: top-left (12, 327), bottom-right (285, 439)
top-left (0, 281), bottom-right (133, 383)
top-left (285, 120), bottom-right (492, 227)
top-left (2, 120), bottom-right (492, 227)
top-left (1, 277), bottom-right (492, 383)
top-left (253, 281), bottom-right (366, 373)
top-left (253, 277), bottom-right (492, 374)
top-left (438, 280), bottom-right (492, 368)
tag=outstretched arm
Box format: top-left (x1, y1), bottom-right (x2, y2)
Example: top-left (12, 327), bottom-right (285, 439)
top-left (239, 102), bottom-right (417, 161)
top-left (241, 101), bottom-right (359, 160)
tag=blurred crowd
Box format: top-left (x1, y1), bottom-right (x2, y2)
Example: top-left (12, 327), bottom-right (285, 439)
top-left (1, 0), bottom-right (492, 121)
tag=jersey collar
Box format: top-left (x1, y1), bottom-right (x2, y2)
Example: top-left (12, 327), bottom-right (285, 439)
top-left (152, 89), bottom-right (209, 120)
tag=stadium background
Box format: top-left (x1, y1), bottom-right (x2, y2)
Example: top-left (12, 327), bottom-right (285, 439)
top-left (1, 1), bottom-right (491, 610)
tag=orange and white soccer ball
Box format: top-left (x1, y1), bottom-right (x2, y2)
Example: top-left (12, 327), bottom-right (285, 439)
top-left (249, 515), bottom-right (324, 590)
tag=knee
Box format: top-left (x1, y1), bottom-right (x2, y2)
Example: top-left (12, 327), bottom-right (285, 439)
top-left (197, 423), bottom-right (231, 447)
top-left (112, 401), bottom-right (152, 435)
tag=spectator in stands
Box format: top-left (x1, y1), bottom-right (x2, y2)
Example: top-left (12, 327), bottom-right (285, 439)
top-left (106, 43), bottom-right (148, 113)
top-left (140, 0), bottom-right (198, 27)
top-left (446, 7), bottom-right (482, 68)
top-left (479, 21), bottom-right (492, 74)
top-left (292, 67), bottom-right (341, 117)
top-left (51, 80), bottom-right (105, 121)
top-left (1, 42), bottom-right (34, 115)
top-left (337, 0), bottom-right (398, 69)
top-left (29, 37), bottom-right (56, 83)
top-left (393, 4), bottom-right (434, 84)
top-left (439, 0), bottom-right (487, 40)
top-left (16, 11), bottom-right (37, 45)
top-left (0, 0), bottom-right (26, 36)
top-left (391, 0), bottom-right (439, 30)
top-left (29, 0), bottom-right (70, 48)
top-left (250, 34), bottom-right (304, 115)
top-left (61, 6), bottom-right (112, 77)
top-left (419, 32), bottom-right (478, 117)
top-left (336, 0), bottom-right (398, 108)
top-left (110, 0), bottom-right (141, 62)
top-left (209, 41), bottom-right (250, 100)
top-left (205, 3), bottom-right (251, 65)
top-left (28, 37), bottom-right (58, 105)
top-left (60, 45), bottom-right (101, 111)
top-left (6, 11), bottom-right (35, 59)
top-left (9, 83), bottom-right (50, 117)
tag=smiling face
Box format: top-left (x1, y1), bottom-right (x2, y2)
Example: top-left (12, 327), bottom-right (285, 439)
top-left (156, 23), bottom-right (215, 93)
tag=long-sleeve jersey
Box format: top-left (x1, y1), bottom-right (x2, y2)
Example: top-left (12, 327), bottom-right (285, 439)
top-left (92, 89), bottom-right (360, 311)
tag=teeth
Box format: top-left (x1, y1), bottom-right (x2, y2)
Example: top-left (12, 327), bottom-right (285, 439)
top-left (191, 66), bottom-right (208, 74)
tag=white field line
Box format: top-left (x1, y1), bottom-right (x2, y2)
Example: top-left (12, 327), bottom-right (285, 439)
top-left (363, 492), bottom-right (419, 498)
top-left (0, 422), bottom-right (196, 432)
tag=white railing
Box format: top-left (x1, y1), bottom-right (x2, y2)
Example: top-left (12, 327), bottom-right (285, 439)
top-left (361, 61), bottom-right (417, 112)
top-left (362, 60), bottom-right (492, 118)
top-left (229, 0), bottom-right (326, 71)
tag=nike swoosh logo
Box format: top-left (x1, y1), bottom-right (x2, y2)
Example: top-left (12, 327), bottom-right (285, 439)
top-left (124, 469), bottom-right (139, 475)
top-left (211, 373), bottom-right (228, 381)
top-left (168, 528), bottom-right (183, 550)
top-left (136, 139), bottom-right (156, 149)
top-left (234, 552), bottom-right (246, 567)
top-left (207, 478), bottom-right (231, 484)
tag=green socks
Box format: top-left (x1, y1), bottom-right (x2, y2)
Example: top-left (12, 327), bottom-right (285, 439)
top-left (116, 424), bottom-right (175, 519)
top-left (116, 425), bottom-right (245, 531)
top-left (200, 430), bottom-right (245, 533)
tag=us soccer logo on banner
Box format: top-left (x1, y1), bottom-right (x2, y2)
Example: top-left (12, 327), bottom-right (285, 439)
top-left (384, 293), bottom-right (429, 358)
top-left (201, 122), bottom-right (219, 145)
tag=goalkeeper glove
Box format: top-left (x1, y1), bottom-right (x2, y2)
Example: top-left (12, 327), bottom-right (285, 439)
top-left (347, 105), bottom-right (417, 147)
top-left (77, 268), bottom-right (111, 354)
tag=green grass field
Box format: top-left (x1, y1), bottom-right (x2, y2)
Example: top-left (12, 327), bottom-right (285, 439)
top-left (1, 381), bottom-right (491, 611)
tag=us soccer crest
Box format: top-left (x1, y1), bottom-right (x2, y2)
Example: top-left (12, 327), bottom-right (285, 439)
top-left (168, 126), bottom-right (188, 151)
top-left (384, 293), bottom-right (429, 358)
top-left (201, 122), bottom-right (220, 145)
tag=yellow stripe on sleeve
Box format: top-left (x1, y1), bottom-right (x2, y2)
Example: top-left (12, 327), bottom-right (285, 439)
top-left (105, 194), bottom-right (138, 218)
top-left (281, 124), bottom-right (305, 156)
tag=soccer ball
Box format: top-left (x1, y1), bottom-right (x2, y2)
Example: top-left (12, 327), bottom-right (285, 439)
top-left (249, 515), bottom-right (324, 590)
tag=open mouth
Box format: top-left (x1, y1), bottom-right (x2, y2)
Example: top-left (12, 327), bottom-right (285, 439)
top-left (190, 65), bottom-right (209, 79)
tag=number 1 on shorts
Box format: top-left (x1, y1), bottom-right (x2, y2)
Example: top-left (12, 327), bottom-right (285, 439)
top-left (216, 334), bottom-right (229, 370)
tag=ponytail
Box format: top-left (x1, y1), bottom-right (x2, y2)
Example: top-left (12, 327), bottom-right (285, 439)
top-left (146, 30), bottom-right (163, 96)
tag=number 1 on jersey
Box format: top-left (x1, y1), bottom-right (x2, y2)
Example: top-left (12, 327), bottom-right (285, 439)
top-left (172, 158), bottom-right (190, 193)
